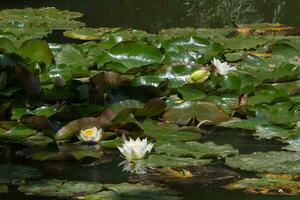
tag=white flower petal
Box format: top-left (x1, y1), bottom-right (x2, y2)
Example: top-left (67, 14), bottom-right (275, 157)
top-left (118, 137), bottom-right (154, 160)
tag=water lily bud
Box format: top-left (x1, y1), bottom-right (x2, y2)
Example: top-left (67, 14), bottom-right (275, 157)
top-left (187, 69), bottom-right (210, 84)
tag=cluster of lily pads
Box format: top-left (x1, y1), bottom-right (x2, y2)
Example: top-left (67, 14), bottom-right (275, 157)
top-left (0, 7), bottom-right (300, 198)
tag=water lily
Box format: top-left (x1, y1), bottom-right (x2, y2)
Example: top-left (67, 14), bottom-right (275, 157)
top-left (118, 137), bottom-right (154, 160)
top-left (212, 58), bottom-right (236, 75)
top-left (187, 69), bottom-right (210, 83)
top-left (78, 127), bottom-right (102, 143)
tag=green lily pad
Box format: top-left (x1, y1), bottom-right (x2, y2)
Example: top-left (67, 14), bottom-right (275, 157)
top-left (141, 119), bottom-right (201, 141)
top-left (18, 179), bottom-right (103, 198)
top-left (142, 154), bottom-right (211, 168)
top-left (63, 27), bottom-right (123, 40)
top-left (11, 106), bottom-right (57, 120)
top-left (162, 36), bottom-right (223, 64)
top-left (55, 44), bottom-right (90, 67)
top-left (162, 101), bottom-right (230, 125)
top-left (225, 174), bottom-right (300, 196)
top-left (255, 124), bottom-right (300, 141)
top-left (177, 84), bottom-right (206, 101)
top-left (226, 151), bottom-right (300, 174)
top-left (18, 39), bottom-right (53, 64)
top-left (89, 182), bottom-right (181, 200)
top-left (218, 118), bottom-right (269, 130)
top-left (0, 38), bottom-right (17, 53)
top-left (0, 164), bottom-right (41, 184)
top-left (282, 136), bottom-right (300, 152)
top-left (248, 85), bottom-right (289, 105)
top-left (19, 133), bottom-right (54, 147)
top-left (0, 7), bottom-right (85, 30)
top-left (97, 42), bottom-right (163, 73)
top-left (155, 140), bottom-right (238, 159)
top-left (132, 64), bottom-right (199, 88)
top-left (100, 137), bottom-right (123, 149)
top-left (19, 180), bottom-right (180, 200)
top-left (40, 64), bottom-right (90, 84)
top-left (0, 126), bottom-right (37, 140)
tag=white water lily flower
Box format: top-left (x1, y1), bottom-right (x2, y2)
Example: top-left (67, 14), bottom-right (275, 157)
top-left (79, 127), bottom-right (102, 143)
top-left (118, 137), bottom-right (154, 160)
top-left (212, 58), bottom-right (236, 75)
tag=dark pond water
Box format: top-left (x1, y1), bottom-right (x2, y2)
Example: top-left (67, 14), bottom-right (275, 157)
top-left (0, 0), bottom-right (300, 199)
top-left (1, 0), bottom-right (300, 33)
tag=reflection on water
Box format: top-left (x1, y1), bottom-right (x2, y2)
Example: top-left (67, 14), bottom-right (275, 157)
top-left (0, 0), bottom-right (300, 32)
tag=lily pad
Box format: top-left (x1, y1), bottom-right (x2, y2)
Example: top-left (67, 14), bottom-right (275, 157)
top-left (0, 7), bottom-right (85, 30)
top-left (18, 39), bottom-right (53, 64)
top-left (141, 119), bottom-right (201, 141)
top-left (155, 140), bottom-right (238, 159)
top-left (226, 151), bottom-right (300, 174)
top-left (255, 124), bottom-right (300, 141)
top-left (225, 174), bottom-right (300, 195)
top-left (0, 126), bottom-right (37, 140)
top-left (19, 179), bottom-right (180, 200)
top-left (142, 154), bottom-right (211, 168)
top-left (85, 182), bottom-right (181, 200)
top-left (19, 179), bottom-right (103, 198)
top-left (162, 101), bottom-right (230, 125)
top-left (132, 64), bottom-right (199, 88)
top-left (55, 44), bottom-right (90, 67)
top-left (218, 118), bottom-right (269, 130)
top-left (97, 42), bottom-right (163, 73)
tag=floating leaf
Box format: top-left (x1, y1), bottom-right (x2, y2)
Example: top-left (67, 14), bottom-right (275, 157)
top-left (177, 84), bottom-right (206, 101)
top-left (97, 42), bottom-right (163, 73)
top-left (225, 174), bottom-right (300, 196)
top-left (85, 182), bottom-right (181, 200)
top-left (63, 27), bottom-right (123, 40)
top-left (18, 39), bottom-right (53, 64)
top-left (142, 154), bottom-right (211, 168)
top-left (55, 44), bottom-right (90, 67)
top-left (19, 179), bottom-right (103, 198)
top-left (0, 7), bottom-right (85, 30)
top-left (0, 126), bottom-right (37, 140)
top-left (141, 119), bottom-right (201, 141)
top-left (163, 101), bottom-right (230, 125)
top-left (218, 118), bottom-right (269, 130)
top-left (132, 65), bottom-right (199, 88)
top-left (255, 124), bottom-right (300, 141)
top-left (155, 140), bottom-right (238, 159)
top-left (226, 151), bottom-right (300, 174)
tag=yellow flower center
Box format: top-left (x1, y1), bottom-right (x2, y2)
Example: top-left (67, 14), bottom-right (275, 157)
top-left (83, 129), bottom-right (96, 137)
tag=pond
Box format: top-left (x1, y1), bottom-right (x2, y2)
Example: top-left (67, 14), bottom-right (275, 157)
top-left (0, 1), bottom-right (300, 200)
